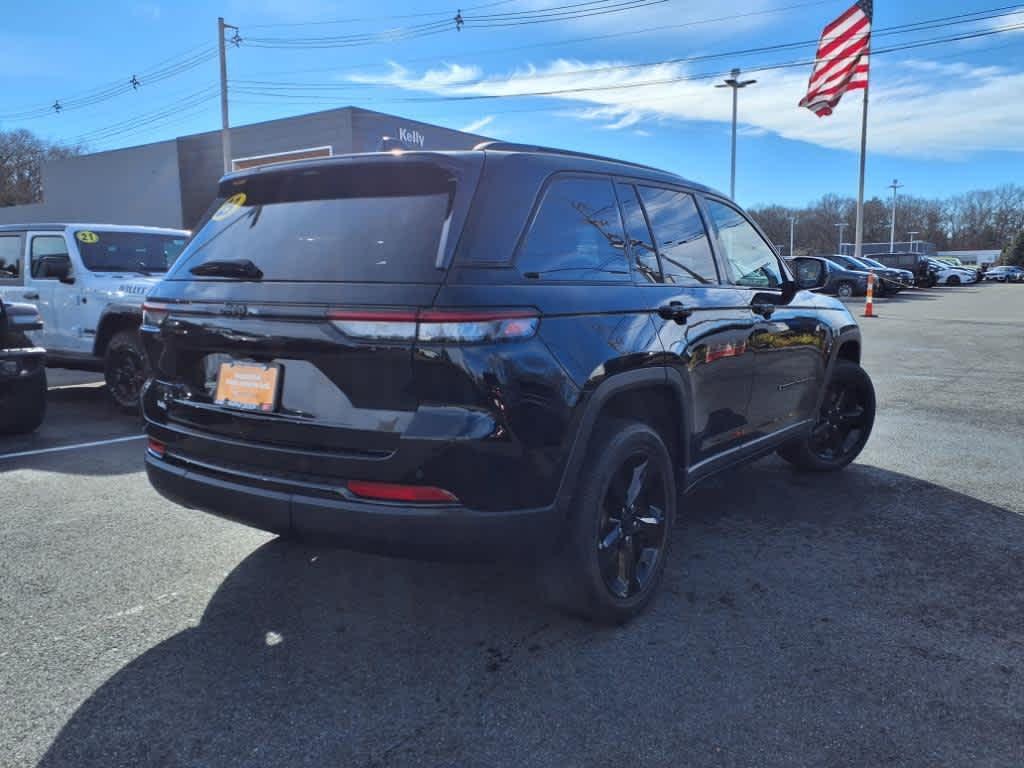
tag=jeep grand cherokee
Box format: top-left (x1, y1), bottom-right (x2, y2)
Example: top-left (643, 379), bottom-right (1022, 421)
top-left (142, 143), bottom-right (874, 623)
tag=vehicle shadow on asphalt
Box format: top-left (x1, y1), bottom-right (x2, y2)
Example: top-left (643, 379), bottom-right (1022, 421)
top-left (37, 459), bottom-right (1024, 767)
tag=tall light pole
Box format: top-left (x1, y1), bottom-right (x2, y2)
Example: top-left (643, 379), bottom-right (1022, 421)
top-left (888, 178), bottom-right (904, 252)
top-left (907, 231), bottom-right (919, 252)
top-left (715, 68), bottom-right (756, 200)
top-left (836, 222), bottom-right (848, 254)
top-left (788, 216), bottom-right (797, 257)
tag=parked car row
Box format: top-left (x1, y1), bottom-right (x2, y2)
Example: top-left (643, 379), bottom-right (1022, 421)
top-left (783, 251), bottom-right (994, 299)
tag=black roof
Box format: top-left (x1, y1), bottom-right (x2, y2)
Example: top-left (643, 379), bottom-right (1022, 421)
top-left (220, 142), bottom-right (719, 197)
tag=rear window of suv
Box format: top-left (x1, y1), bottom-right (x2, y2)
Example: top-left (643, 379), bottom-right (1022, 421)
top-left (174, 163), bottom-right (456, 283)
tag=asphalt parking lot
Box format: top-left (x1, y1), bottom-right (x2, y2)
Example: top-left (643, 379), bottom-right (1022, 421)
top-left (2, 285), bottom-right (1022, 767)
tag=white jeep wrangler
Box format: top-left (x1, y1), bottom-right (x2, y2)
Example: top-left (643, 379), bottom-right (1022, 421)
top-left (0, 224), bottom-right (189, 409)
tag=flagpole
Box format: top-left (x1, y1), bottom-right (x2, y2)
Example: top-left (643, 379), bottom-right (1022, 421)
top-left (853, 84), bottom-right (869, 259)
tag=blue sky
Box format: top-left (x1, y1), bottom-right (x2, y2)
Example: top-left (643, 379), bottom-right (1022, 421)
top-left (1, 0), bottom-right (1022, 207)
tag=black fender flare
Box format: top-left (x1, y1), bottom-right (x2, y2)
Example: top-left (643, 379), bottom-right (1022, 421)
top-left (553, 366), bottom-right (691, 516)
top-left (94, 304), bottom-right (143, 357)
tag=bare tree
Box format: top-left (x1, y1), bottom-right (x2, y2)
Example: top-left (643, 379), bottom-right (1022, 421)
top-left (0, 129), bottom-right (83, 207)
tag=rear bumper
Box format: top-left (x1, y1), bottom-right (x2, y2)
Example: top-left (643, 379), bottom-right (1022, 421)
top-left (146, 452), bottom-right (564, 561)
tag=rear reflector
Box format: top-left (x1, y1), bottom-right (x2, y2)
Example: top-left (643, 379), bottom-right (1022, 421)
top-left (327, 308), bottom-right (538, 343)
top-left (347, 480), bottom-right (459, 504)
top-left (147, 438), bottom-right (166, 458)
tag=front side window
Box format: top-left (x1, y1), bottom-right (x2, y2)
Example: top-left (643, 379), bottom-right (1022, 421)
top-left (518, 176), bottom-right (628, 282)
top-left (0, 236), bottom-right (22, 283)
top-left (30, 235), bottom-right (69, 280)
top-left (705, 199), bottom-right (783, 289)
top-left (637, 187), bottom-right (717, 285)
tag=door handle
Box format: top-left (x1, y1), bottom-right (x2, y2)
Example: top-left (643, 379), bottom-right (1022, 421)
top-left (751, 303), bottom-right (775, 319)
top-left (22, 292), bottom-right (40, 300)
top-left (657, 301), bottom-right (692, 324)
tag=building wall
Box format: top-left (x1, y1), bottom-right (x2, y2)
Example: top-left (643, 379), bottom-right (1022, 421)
top-left (0, 140), bottom-right (182, 227)
top-left (0, 107), bottom-right (494, 230)
top-left (177, 107), bottom-right (356, 228)
top-left (349, 108), bottom-right (490, 152)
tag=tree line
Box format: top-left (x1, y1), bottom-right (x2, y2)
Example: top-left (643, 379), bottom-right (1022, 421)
top-left (0, 129), bottom-right (82, 207)
top-left (748, 185), bottom-right (1024, 256)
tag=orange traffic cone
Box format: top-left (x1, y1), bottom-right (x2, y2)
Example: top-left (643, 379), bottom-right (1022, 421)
top-left (862, 272), bottom-right (877, 318)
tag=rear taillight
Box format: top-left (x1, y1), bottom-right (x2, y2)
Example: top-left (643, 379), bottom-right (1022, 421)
top-left (347, 480), bottom-right (459, 504)
top-left (147, 438), bottom-right (166, 458)
top-left (142, 302), bottom-right (170, 328)
top-left (327, 309), bottom-right (538, 343)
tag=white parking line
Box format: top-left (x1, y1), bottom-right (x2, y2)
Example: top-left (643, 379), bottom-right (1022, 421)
top-left (0, 434), bottom-right (145, 461)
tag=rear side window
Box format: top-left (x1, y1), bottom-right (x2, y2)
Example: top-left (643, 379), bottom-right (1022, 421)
top-left (517, 176), bottom-right (628, 282)
top-left (616, 184), bottom-right (660, 284)
top-left (0, 236), bottom-right (21, 283)
top-left (637, 187), bottom-right (717, 285)
top-left (175, 163), bottom-right (456, 283)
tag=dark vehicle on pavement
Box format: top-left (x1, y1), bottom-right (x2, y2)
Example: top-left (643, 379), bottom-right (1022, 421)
top-left (0, 298), bottom-right (46, 434)
top-left (857, 256), bottom-right (914, 290)
top-left (788, 256), bottom-right (869, 298)
top-left (868, 252), bottom-right (935, 287)
top-left (141, 144), bottom-right (875, 623)
top-left (983, 265), bottom-right (1024, 283)
top-left (828, 253), bottom-right (901, 295)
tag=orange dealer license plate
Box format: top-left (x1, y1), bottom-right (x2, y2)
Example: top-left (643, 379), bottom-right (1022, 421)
top-left (214, 361), bottom-right (281, 412)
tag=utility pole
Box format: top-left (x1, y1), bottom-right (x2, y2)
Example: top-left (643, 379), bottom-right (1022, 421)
top-left (715, 68), bottom-right (756, 200)
top-left (218, 18), bottom-right (239, 174)
top-left (907, 231), bottom-right (919, 252)
top-left (789, 216), bottom-right (797, 257)
top-left (888, 178), bottom-right (904, 252)
top-left (836, 222), bottom-right (848, 254)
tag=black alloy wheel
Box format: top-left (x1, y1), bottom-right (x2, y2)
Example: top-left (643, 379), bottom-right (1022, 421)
top-left (778, 359), bottom-right (875, 472)
top-left (104, 329), bottom-right (148, 411)
top-left (836, 281), bottom-right (855, 298)
top-left (543, 418), bottom-right (676, 624)
top-left (596, 453), bottom-right (669, 600)
top-left (947, 275), bottom-right (961, 286)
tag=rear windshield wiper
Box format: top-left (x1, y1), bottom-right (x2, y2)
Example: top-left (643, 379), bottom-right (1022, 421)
top-left (190, 259), bottom-right (264, 280)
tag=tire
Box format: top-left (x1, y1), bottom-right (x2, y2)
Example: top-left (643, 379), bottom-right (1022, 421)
top-left (947, 275), bottom-right (961, 286)
top-left (836, 281), bottom-right (855, 298)
top-left (104, 329), bottom-right (148, 412)
top-left (0, 368), bottom-right (46, 435)
top-left (778, 360), bottom-right (875, 472)
top-left (542, 418), bottom-right (677, 625)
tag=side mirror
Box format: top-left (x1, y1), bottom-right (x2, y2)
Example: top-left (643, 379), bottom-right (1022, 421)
top-left (39, 254), bottom-right (74, 283)
top-left (794, 260), bottom-right (827, 290)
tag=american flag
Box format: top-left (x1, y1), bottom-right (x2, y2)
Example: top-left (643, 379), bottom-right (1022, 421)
top-left (799, 0), bottom-right (873, 117)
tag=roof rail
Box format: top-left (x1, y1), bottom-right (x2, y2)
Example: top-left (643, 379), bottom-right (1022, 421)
top-left (473, 140), bottom-right (664, 174)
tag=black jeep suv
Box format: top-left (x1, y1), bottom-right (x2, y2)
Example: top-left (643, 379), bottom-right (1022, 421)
top-left (142, 143), bottom-right (874, 623)
top-left (0, 298), bottom-right (46, 434)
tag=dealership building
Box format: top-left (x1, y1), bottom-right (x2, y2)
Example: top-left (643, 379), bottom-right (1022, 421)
top-left (0, 107), bottom-right (491, 231)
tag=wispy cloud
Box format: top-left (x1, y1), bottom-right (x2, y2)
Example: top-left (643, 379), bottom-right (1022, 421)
top-left (348, 57), bottom-right (1024, 158)
top-left (460, 115), bottom-right (496, 133)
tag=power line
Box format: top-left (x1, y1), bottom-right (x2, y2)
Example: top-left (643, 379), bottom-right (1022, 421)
top-left (245, 0), bottom-right (520, 28)
top-left (231, 6), bottom-right (1024, 95)
top-left (244, 0), bottom-right (670, 47)
top-left (230, 21), bottom-right (1024, 106)
top-left (0, 44), bottom-right (217, 122)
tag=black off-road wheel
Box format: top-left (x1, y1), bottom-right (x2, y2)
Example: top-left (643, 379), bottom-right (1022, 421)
top-left (778, 359), bottom-right (875, 472)
top-left (0, 368), bottom-right (47, 435)
top-left (104, 329), bottom-right (148, 412)
top-left (543, 419), bottom-right (676, 624)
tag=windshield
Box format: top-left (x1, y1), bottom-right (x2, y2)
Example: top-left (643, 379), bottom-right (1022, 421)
top-left (860, 258), bottom-right (886, 269)
top-left (75, 230), bottom-right (187, 274)
top-left (174, 163), bottom-right (456, 283)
